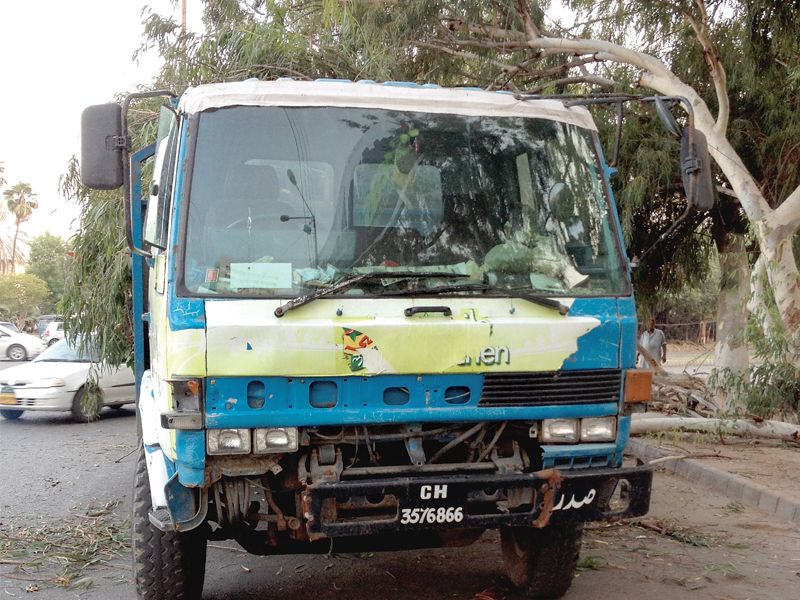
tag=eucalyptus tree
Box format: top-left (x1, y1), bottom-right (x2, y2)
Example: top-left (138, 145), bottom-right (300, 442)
top-left (64, 0), bottom-right (800, 384)
top-left (26, 232), bottom-right (70, 314)
top-left (3, 182), bottom-right (37, 273)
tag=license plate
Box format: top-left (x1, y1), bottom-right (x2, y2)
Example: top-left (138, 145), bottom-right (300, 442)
top-left (400, 506), bottom-right (465, 525)
top-left (0, 392), bottom-right (17, 405)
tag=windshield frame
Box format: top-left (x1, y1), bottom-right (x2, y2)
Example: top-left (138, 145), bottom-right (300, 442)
top-left (174, 107), bottom-right (631, 301)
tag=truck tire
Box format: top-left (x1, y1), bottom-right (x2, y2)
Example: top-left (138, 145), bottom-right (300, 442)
top-left (500, 522), bottom-right (584, 599)
top-left (132, 443), bottom-right (206, 600)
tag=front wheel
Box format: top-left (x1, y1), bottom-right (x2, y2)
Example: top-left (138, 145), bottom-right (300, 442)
top-left (47, 339), bottom-right (59, 347)
top-left (7, 344), bottom-right (27, 361)
top-left (132, 443), bottom-right (206, 600)
top-left (0, 409), bottom-right (23, 420)
top-left (501, 522), bottom-right (584, 599)
top-left (71, 387), bottom-right (103, 422)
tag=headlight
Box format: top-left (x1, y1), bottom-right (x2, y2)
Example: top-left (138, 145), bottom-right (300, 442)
top-left (541, 418), bottom-right (579, 443)
top-left (30, 378), bottom-right (66, 388)
top-left (207, 429), bottom-right (251, 455)
top-left (580, 417), bottom-right (617, 442)
top-left (254, 427), bottom-right (299, 454)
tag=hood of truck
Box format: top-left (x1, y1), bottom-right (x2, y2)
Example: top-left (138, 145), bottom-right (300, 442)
top-left (201, 296), bottom-right (626, 377)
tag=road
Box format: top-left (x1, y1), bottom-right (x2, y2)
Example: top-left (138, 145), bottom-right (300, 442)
top-left (1, 358), bottom-right (798, 600)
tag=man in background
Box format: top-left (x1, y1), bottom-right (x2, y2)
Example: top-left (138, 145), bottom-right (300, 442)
top-left (638, 318), bottom-right (667, 368)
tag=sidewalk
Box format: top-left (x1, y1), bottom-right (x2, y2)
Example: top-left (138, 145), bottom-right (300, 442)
top-left (627, 436), bottom-right (800, 525)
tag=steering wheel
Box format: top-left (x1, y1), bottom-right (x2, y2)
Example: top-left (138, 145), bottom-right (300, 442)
top-left (225, 213), bottom-right (284, 229)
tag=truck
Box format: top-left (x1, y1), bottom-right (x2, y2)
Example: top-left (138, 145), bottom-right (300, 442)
top-left (79, 79), bottom-right (710, 599)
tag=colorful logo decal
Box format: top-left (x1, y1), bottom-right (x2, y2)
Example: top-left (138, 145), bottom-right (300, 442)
top-left (343, 328), bottom-right (376, 372)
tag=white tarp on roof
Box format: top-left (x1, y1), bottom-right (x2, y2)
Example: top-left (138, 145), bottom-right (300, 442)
top-left (179, 80), bottom-right (597, 131)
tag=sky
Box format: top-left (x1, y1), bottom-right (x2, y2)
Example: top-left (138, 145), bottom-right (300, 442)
top-left (0, 1), bottom-right (200, 249)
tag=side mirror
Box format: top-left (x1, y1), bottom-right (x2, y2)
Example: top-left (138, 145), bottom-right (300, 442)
top-left (680, 128), bottom-right (715, 211)
top-left (80, 103), bottom-right (124, 190)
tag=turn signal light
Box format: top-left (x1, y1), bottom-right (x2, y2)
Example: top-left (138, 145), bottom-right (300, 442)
top-left (624, 369), bottom-right (653, 403)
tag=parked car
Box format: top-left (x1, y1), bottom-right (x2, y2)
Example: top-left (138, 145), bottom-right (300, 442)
top-left (37, 315), bottom-right (59, 338)
top-left (0, 325), bottom-right (46, 361)
top-left (43, 321), bottom-right (65, 346)
top-left (0, 321), bottom-right (20, 333)
top-left (0, 338), bottom-right (135, 421)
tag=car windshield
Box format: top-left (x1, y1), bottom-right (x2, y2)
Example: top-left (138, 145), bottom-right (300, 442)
top-left (182, 106), bottom-right (627, 298)
top-left (34, 339), bottom-right (98, 363)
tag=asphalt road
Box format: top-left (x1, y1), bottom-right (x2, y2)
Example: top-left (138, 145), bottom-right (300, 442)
top-left (1, 358), bottom-right (798, 600)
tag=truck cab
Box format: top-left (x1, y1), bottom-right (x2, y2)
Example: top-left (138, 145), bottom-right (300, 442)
top-left (81, 79), bottom-right (654, 600)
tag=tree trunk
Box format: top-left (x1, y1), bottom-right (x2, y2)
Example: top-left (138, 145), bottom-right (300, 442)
top-left (10, 224), bottom-right (19, 274)
top-left (747, 255), bottom-right (775, 339)
top-left (712, 233), bottom-right (750, 411)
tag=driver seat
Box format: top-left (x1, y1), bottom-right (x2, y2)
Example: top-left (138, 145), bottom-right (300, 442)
top-left (203, 164), bottom-right (303, 265)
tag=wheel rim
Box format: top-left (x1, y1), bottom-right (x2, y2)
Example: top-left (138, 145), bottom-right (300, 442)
top-left (8, 346), bottom-right (25, 360)
top-left (78, 390), bottom-right (102, 421)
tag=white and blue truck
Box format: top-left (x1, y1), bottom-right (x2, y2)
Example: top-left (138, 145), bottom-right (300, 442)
top-left (80, 79), bottom-right (711, 599)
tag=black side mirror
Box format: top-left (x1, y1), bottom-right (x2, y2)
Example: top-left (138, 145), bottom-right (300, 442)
top-left (80, 103), bottom-right (124, 190)
top-left (680, 128), bottom-right (715, 212)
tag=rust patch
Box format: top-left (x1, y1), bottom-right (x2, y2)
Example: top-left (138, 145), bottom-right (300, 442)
top-left (531, 468), bottom-right (562, 528)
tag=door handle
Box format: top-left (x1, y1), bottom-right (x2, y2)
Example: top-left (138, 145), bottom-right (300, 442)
top-left (403, 306), bottom-right (452, 317)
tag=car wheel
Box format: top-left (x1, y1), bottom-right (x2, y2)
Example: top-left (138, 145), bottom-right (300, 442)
top-left (7, 344), bottom-right (27, 361)
top-left (48, 339), bottom-right (59, 347)
top-left (71, 387), bottom-right (103, 422)
top-left (501, 522), bottom-right (584, 599)
top-left (0, 409), bottom-right (23, 420)
top-left (132, 443), bottom-right (207, 600)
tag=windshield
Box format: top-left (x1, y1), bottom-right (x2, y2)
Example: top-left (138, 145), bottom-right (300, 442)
top-left (182, 106), bottom-right (627, 298)
top-left (34, 339), bottom-right (98, 363)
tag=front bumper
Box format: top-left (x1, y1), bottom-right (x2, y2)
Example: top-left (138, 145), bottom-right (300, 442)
top-left (0, 387), bottom-right (75, 412)
top-left (302, 465), bottom-right (651, 539)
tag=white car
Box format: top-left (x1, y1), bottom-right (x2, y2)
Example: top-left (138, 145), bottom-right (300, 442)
top-left (43, 321), bottom-right (65, 346)
top-left (0, 338), bottom-right (135, 422)
top-left (0, 325), bottom-right (47, 361)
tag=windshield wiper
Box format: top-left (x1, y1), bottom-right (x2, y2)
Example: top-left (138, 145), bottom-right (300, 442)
top-left (383, 282), bottom-right (570, 315)
top-left (274, 271), bottom-right (470, 317)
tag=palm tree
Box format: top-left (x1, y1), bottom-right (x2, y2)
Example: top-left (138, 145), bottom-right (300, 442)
top-left (3, 182), bottom-right (38, 273)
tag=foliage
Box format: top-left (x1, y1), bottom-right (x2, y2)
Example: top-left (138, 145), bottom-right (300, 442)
top-left (61, 1), bottom-right (800, 392)
top-left (0, 273), bottom-right (49, 329)
top-left (25, 232), bottom-right (70, 314)
top-left (59, 159), bottom-right (135, 368)
top-left (707, 303), bottom-right (800, 419)
top-left (3, 181), bottom-right (38, 274)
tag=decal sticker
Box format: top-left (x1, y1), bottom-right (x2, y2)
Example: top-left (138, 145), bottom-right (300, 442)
top-left (552, 489), bottom-right (596, 511)
top-left (458, 345), bottom-right (511, 366)
top-left (343, 328), bottom-right (376, 372)
top-left (205, 269), bottom-right (218, 283)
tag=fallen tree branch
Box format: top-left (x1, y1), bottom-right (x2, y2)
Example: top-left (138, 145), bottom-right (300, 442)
top-left (648, 452), bottom-right (734, 465)
top-left (630, 414), bottom-right (800, 441)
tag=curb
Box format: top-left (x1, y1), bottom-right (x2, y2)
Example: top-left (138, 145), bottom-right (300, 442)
top-left (626, 439), bottom-right (800, 525)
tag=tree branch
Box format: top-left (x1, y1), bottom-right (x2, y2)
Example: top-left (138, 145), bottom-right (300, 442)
top-left (680, 0), bottom-right (729, 133)
top-left (414, 40), bottom-right (527, 74)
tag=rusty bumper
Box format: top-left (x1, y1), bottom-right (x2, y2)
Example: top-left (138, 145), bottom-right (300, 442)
top-left (302, 465), bottom-right (652, 539)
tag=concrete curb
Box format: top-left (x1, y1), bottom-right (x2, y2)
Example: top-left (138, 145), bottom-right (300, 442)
top-left (626, 439), bottom-right (800, 525)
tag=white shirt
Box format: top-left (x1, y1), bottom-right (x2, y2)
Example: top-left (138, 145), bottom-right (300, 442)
top-left (639, 328), bottom-right (666, 367)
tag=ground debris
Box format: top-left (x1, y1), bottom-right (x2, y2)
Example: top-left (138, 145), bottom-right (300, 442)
top-left (0, 501), bottom-right (128, 590)
top-left (629, 518), bottom-right (715, 547)
top-left (650, 373), bottom-right (716, 417)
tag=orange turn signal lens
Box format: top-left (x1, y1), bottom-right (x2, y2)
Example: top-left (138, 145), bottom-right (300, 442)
top-left (624, 369), bottom-right (653, 403)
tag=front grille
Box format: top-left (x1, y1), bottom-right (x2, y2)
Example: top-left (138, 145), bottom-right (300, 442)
top-left (478, 369), bottom-right (622, 406)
